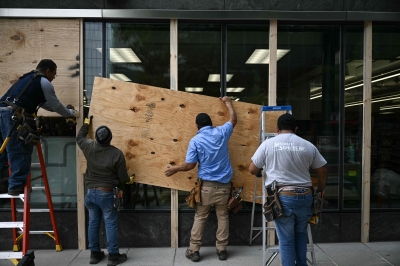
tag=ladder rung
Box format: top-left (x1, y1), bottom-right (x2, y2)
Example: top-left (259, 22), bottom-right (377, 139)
top-left (266, 246), bottom-right (280, 252)
top-left (19, 230), bottom-right (54, 234)
top-left (0, 193), bottom-right (23, 198)
top-left (31, 163), bottom-right (41, 167)
top-left (17, 208), bottom-right (49, 212)
top-left (0, 222), bottom-right (23, 228)
top-left (32, 186), bottom-right (45, 190)
top-left (0, 252), bottom-right (23, 259)
top-left (251, 227), bottom-right (262, 230)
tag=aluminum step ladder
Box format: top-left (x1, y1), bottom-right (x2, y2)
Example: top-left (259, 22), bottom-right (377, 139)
top-left (0, 140), bottom-right (62, 265)
top-left (248, 105), bottom-right (317, 266)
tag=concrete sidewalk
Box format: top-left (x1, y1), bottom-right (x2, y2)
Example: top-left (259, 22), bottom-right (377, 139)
top-left (0, 242), bottom-right (399, 266)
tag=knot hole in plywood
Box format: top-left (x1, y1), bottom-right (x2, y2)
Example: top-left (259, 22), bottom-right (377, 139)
top-left (247, 108), bottom-right (256, 114)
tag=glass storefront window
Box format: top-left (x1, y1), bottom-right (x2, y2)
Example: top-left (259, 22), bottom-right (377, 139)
top-left (277, 24), bottom-right (341, 210)
top-left (227, 24), bottom-right (269, 105)
top-left (106, 23), bottom-right (170, 89)
top-left (370, 25), bottom-right (400, 209)
top-left (178, 23), bottom-right (221, 97)
top-left (344, 25), bottom-right (364, 209)
top-left (106, 22), bottom-right (170, 210)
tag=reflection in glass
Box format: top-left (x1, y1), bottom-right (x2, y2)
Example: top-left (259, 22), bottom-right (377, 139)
top-left (343, 26), bottom-right (364, 209)
top-left (277, 25), bottom-right (340, 209)
top-left (227, 24), bottom-right (269, 105)
top-left (370, 25), bottom-right (400, 209)
top-left (84, 22), bottom-right (102, 108)
top-left (106, 23), bottom-right (170, 89)
top-left (178, 23), bottom-right (221, 97)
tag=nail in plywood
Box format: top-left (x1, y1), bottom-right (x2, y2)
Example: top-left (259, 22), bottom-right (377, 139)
top-left (79, 77), bottom-right (284, 203)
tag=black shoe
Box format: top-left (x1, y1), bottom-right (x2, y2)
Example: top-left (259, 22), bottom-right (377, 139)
top-left (90, 251), bottom-right (105, 264)
top-left (217, 250), bottom-right (227, 260)
top-left (8, 187), bottom-right (24, 196)
top-left (107, 253), bottom-right (127, 266)
top-left (185, 248), bottom-right (200, 262)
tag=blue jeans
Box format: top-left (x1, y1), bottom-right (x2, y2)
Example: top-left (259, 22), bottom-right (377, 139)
top-left (0, 107), bottom-right (33, 190)
top-left (85, 189), bottom-right (119, 254)
top-left (274, 193), bottom-right (313, 266)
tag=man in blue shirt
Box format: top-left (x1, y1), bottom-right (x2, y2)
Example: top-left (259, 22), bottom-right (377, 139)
top-left (165, 96), bottom-right (237, 262)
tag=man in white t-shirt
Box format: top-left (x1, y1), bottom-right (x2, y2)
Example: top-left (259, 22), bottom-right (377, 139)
top-left (249, 113), bottom-right (327, 266)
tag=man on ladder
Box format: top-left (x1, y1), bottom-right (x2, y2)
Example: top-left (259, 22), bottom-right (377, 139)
top-left (249, 113), bottom-right (327, 266)
top-left (0, 59), bottom-right (77, 195)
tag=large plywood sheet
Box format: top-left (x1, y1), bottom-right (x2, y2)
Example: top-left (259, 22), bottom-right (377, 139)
top-left (0, 18), bottom-right (80, 117)
top-left (80, 77), bottom-right (285, 202)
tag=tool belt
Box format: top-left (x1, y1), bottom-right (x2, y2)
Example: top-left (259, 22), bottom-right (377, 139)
top-left (17, 114), bottom-right (40, 146)
top-left (185, 179), bottom-right (202, 208)
top-left (227, 184), bottom-right (243, 214)
top-left (263, 181), bottom-right (284, 222)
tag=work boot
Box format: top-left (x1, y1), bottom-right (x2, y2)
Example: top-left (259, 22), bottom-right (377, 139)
top-left (107, 253), bottom-right (127, 266)
top-left (217, 250), bottom-right (227, 260)
top-left (185, 248), bottom-right (200, 262)
top-left (90, 251), bottom-right (105, 264)
top-left (8, 186), bottom-right (24, 196)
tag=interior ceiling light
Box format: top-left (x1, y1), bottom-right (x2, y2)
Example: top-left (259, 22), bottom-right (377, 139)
top-left (207, 74), bottom-right (233, 82)
top-left (380, 104), bottom-right (400, 110)
top-left (97, 48), bottom-right (141, 63)
top-left (310, 93), bottom-right (322, 100)
top-left (380, 112), bottom-right (395, 114)
top-left (226, 87), bottom-right (245, 93)
top-left (185, 87), bottom-right (203, 92)
top-left (345, 94), bottom-right (400, 107)
top-left (246, 49), bottom-right (290, 64)
top-left (310, 87), bottom-right (322, 93)
top-left (109, 73), bottom-right (132, 82)
top-left (345, 72), bottom-right (400, 91)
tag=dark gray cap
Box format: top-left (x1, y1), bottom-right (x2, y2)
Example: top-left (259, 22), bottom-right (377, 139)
top-left (95, 126), bottom-right (112, 145)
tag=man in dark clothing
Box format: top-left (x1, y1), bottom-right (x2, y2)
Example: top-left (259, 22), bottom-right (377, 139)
top-left (77, 117), bottom-right (129, 266)
top-left (0, 59), bottom-right (76, 195)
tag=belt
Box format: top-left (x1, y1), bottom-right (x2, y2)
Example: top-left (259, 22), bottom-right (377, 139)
top-left (89, 187), bottom-right (113, 192)
top-left (279, 190), bottom-right (312, 196)
top-left (202, 180), bottom-right (231, 188)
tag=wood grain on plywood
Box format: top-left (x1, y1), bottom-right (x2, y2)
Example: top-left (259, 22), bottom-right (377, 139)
top-left (79, 77), bottom-right (285, 202)
top-left (0, 18), bottom-right (79, 117)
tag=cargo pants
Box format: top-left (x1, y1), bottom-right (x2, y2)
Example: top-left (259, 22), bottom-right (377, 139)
top-left (189, 180), bottom-right (231, 252)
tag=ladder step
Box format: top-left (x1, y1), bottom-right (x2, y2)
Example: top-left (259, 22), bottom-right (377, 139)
top-left (18, 230), bottom-right (54, 234)
top-left (32, 186), bottom-right (45, 190)
top-left (0, 251), bottom-right (23, 259)
top-left (0, 193), bottom-right (23, 198)
top-left (251, 226), bottom-right (276, 231)
top-left (266, 246), bottom-right (280, 252)
top-left (17, 208), bottom-right (49, 212)
top-left (0, 222), bottom-right (23, 228)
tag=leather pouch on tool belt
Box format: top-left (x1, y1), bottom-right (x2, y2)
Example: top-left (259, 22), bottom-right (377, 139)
top-left (185, 179), bottom-right (202, 208)
top-left (263, 184), bottom-right (284, 222)
top-left (227, 186), bottom-right (243, 214)
top-left (17, 115), bottom-right (40, 146)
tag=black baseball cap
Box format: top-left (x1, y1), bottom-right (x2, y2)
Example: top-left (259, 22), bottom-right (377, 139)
top-left (95, 126), bottom-right (113, 145)
top-left (277, 113), bottom-right (296, 129)
top-left (195, 113), bottom-right (212, 128)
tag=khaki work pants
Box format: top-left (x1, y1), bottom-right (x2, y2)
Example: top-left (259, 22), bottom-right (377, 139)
top-left (189, 181), bottom-right (231, 252)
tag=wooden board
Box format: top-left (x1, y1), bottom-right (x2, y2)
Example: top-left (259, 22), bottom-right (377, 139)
top-left (79, 77), bottom-right (285, 203)
top-left (0, 18), bottom-right (80, 117)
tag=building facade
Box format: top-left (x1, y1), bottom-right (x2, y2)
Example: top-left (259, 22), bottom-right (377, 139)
top-left (0, 0), bottom-right (400, 250)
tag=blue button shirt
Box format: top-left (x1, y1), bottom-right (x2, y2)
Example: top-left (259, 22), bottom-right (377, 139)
top-left (185, 122), bottom-right (234, 183)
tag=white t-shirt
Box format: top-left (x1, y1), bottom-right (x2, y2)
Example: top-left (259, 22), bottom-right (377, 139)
top-left (251, 133), bottom-right (327, 187)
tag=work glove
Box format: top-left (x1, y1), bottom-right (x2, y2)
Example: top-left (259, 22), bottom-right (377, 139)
top-left (84, 116), bottom-right (93, 125)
